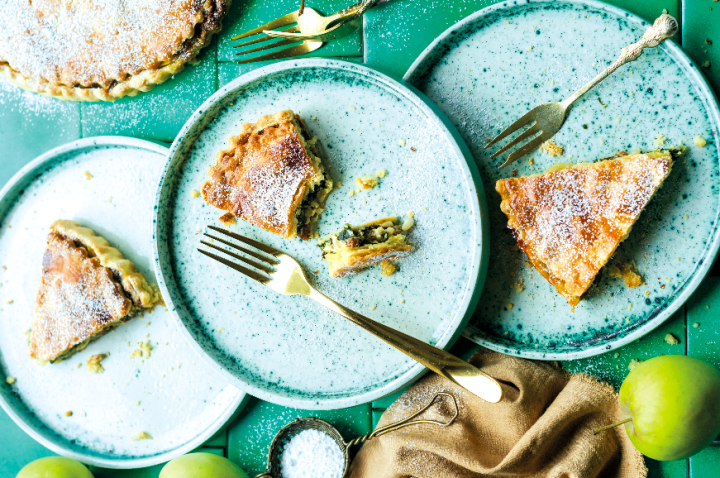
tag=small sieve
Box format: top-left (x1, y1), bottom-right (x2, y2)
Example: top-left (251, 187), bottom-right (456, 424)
top-left (255, 392), bottom-right (458, 478)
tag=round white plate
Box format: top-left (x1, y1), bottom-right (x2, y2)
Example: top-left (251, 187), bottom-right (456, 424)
top-left (0, 137), bottom-right (246, 468)
top-left (405, 0), bottom-right (720, 359)
top-left (154, 59), bottom-right (489, 409)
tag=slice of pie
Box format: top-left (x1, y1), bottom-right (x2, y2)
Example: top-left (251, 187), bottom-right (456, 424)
top-left (319, 217), bottom-right (415, 278)
top-left (30, 220), bottom-right (162, 363)
top-left (202, 110), bottom-right (334, 240)
top-left (0, 1), bottom-right (230, 101)
top-left (496, 151), bottom-right (678, 309)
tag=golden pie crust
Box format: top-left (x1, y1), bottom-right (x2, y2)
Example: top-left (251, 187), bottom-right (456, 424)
top-left (30, 220), bottom-right (162, 362)
top-left (496, 152), bottom-right (674, 309)
top-left (0, 0), bottom-right (230, 102)
top-left (202, 110), bottom-right (333, 240)
top-left (320, 217), bottom-right (415, 278)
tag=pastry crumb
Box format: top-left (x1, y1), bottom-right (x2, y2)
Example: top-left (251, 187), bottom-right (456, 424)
top-left (664, 333), bottom-right (679, 345)
top-left (609, 261), bottom-right (644, 288)
top-left (506, 302), bottom-right (514, 311)
top-left (84, 171), bottom-right (93, 180)
top-left (370, 306), bottom-right (376, 311)
top-left (348, 190), bottom-right (355, 197)
top-left (654, 133), bottom-right (667, 147)
top-left (131, 349), bottom-right (143, 359)
top-left (628, 359), bottom-right (642, 371)
top-left (133, 432), bottom-right (152, 441)
top-left (376, 169), bottom-right (387, 178)
top-left (540, 139), bottom-right (564, 156)
top-left (524, 261), bottom-right (532, 268)
top-left (694, 136), bottom-right (707, 147)
top-left (512, 279), bottom-right (524, 294)
top-left (219, 213), bottom-right (236, 225)
top-left (64, 411), bottom-right (73, 417)
top-left (613, 352), bottom-right (620, 358)
top-left (528, 157), bottom-right (534, 165)
top-left (5, 377), bottom-right (16, 384)
top-left (191, 190), bottom-right (200, 198)
top-left (693, 322), bottom-right (700, 328)
top-left (87, 354), bottom-right (108, 373)
top-left (356, 175), bottom-right (379, 190)
top-left (381, 261), bottom-right (397, 277)
top-left (139, 340), bottom-right (152, 359)
top-left (398, 139), bottom-right (406, 147)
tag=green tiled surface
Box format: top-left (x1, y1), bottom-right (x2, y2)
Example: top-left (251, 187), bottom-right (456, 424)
top-left (2, 0), bottom-right (720, 477)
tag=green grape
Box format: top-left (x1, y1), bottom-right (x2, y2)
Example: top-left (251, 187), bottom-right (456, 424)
top-left (160, 453), bottom-right (249, 478)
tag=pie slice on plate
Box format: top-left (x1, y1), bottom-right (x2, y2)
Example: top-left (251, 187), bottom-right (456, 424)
top-left (496, 151), bottom-right (678, 309)
top-left (202, 110), bottom-right (333, 240)
top-left (319, 216), bottom-right (415, 278)
top-left (30, 220), bottom-right (162, 363)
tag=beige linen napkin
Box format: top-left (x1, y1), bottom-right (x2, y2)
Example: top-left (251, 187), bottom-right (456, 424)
top-left (349, 348), bottom-right (645, 478)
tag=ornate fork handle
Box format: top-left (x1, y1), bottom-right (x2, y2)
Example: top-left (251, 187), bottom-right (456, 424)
top-left (560, 14), bottom-right (678, 108)
top-left (307, 288), bottom-right (503, 403)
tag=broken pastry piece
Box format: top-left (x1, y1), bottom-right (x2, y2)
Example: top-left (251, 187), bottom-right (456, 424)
top-left (319, 217), bottom-right (415, 278)
top-left (496, 150), bottom-right (678, 310)
top-left (202, 110), bottom-right (333, 240)
top-left (30, 220), bottom-right (162, 363)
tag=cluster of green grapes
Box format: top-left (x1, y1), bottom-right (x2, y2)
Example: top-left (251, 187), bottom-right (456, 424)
top-left (16, 453), bottom-right (248, 478)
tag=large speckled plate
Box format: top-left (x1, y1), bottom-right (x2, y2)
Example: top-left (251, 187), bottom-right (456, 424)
top-left (0, 138), bottom-right (246, 468)
top-left (406, 0), bottom-right (720, 359)
top-left (154, 59), bottom-right (488, 409)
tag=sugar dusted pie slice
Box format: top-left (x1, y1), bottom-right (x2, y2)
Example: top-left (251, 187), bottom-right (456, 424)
top-left (319, 217), bottom-right (415, 278)
top-left (0, 0), bottom-right (230, 101)
top-left (496, 151), bottom-right (677, 309)
top-left (30, 220), bottom-right (162, 363)
top-left (202, 110), bottom-right (333, 240)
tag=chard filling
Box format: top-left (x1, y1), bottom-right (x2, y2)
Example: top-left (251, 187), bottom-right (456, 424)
top-left (319, 219), bottom-right (405, 257)
top-left (294, 116), bottom-right (333, 239)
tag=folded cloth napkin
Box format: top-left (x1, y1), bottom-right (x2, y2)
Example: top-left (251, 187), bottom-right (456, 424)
top-left (349, 347), bottom-right (645, 478)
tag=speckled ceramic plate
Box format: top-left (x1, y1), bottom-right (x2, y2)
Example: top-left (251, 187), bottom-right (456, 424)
top-left (405, 0), bottom-right (720, 359)
top-left (154, 59), bottom-right (488, 409)
top-left (0, 137), bottom-right (246, 468)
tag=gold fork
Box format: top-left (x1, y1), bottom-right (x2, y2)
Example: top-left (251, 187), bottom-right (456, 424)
top-left (486, 13), bottom-right (678, 169)
top-left (197, 225), bottom-right (503, 403)
top-left (231, 0), bottom-right (376, 64)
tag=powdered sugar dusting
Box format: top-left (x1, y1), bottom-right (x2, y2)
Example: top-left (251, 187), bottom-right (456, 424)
top-left (0, 0), bottom-right (210, 88)
top-left (502, 156), bottom-right (669, 298)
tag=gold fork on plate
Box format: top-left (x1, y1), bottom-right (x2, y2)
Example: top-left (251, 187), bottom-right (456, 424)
top-left (197, 225), bottom-right (504, 404)
top-left (486, 13), bottom-right (678, 169)
top-left (232, 0), bottom-right (377, 64)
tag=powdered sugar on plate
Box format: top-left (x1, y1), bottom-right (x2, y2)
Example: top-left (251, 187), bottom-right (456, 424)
top-left (280, 429), bottom-right (345, 478)
top-left (0, 140), bottom-right (244, 465)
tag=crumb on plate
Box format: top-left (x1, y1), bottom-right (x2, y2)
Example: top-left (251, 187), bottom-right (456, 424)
top-left (87, 353), bottom-right (108, 373)
top-left (219, 213), bottom-right (236, 225)
top-left (540, 139), bottom-right (564, 156)
top-left (381, 261), bottom-right (397, 277)
top-left (609, 261), bottom-right (643, 288)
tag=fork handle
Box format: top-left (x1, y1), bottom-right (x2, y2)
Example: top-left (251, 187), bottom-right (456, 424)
top-left (307, 288), bottom-right (503, 403)
top-left (560, 14), bottom-right (678, 109)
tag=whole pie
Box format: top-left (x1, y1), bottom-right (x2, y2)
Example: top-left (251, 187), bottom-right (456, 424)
top-left (30, 220), bottom-right (162, 363)
top-left (0, 0), bottom-right (230, 101)
top-left (496, 151), bottom-right (677, 309)
top-left (202, 110), bottom-right (334, 240)
top-left (319, 217), bottom-right (415, 278)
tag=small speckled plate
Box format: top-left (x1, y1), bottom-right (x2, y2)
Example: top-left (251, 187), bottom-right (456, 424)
top-left (0, 137), bottom-right (247, 468)
top-left (154, 59), bottom-right (489, 409)
top-left (405, 0), bottom-right (720, 359)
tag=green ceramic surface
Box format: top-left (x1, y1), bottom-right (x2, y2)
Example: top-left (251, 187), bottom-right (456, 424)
top-left (1, 0), bottom-right (720, 476)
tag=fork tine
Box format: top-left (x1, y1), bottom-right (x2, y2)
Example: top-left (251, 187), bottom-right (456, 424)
top-left (203, 234), bottom-right (280, 265)
top-left (235, 38), bottom-right (299, 57)
top-left (230, 12), bottom-right (299, 41)
top-left (490, 123), bottom-right (541, 159)
top-left (233, 26), bottom-right (299, 49)
top-left (236, 42), bottom-right (320, 65)
top-left (206, 225), bottom-right (283, 256)
top-left (500, 135), bottom-right (548, 169)
top-left (197, 249), bottom-right (271, 284)
top-left (485, 109), bottom-right (536, 149)
top-left (200, 240), bottom-right (276, 274)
